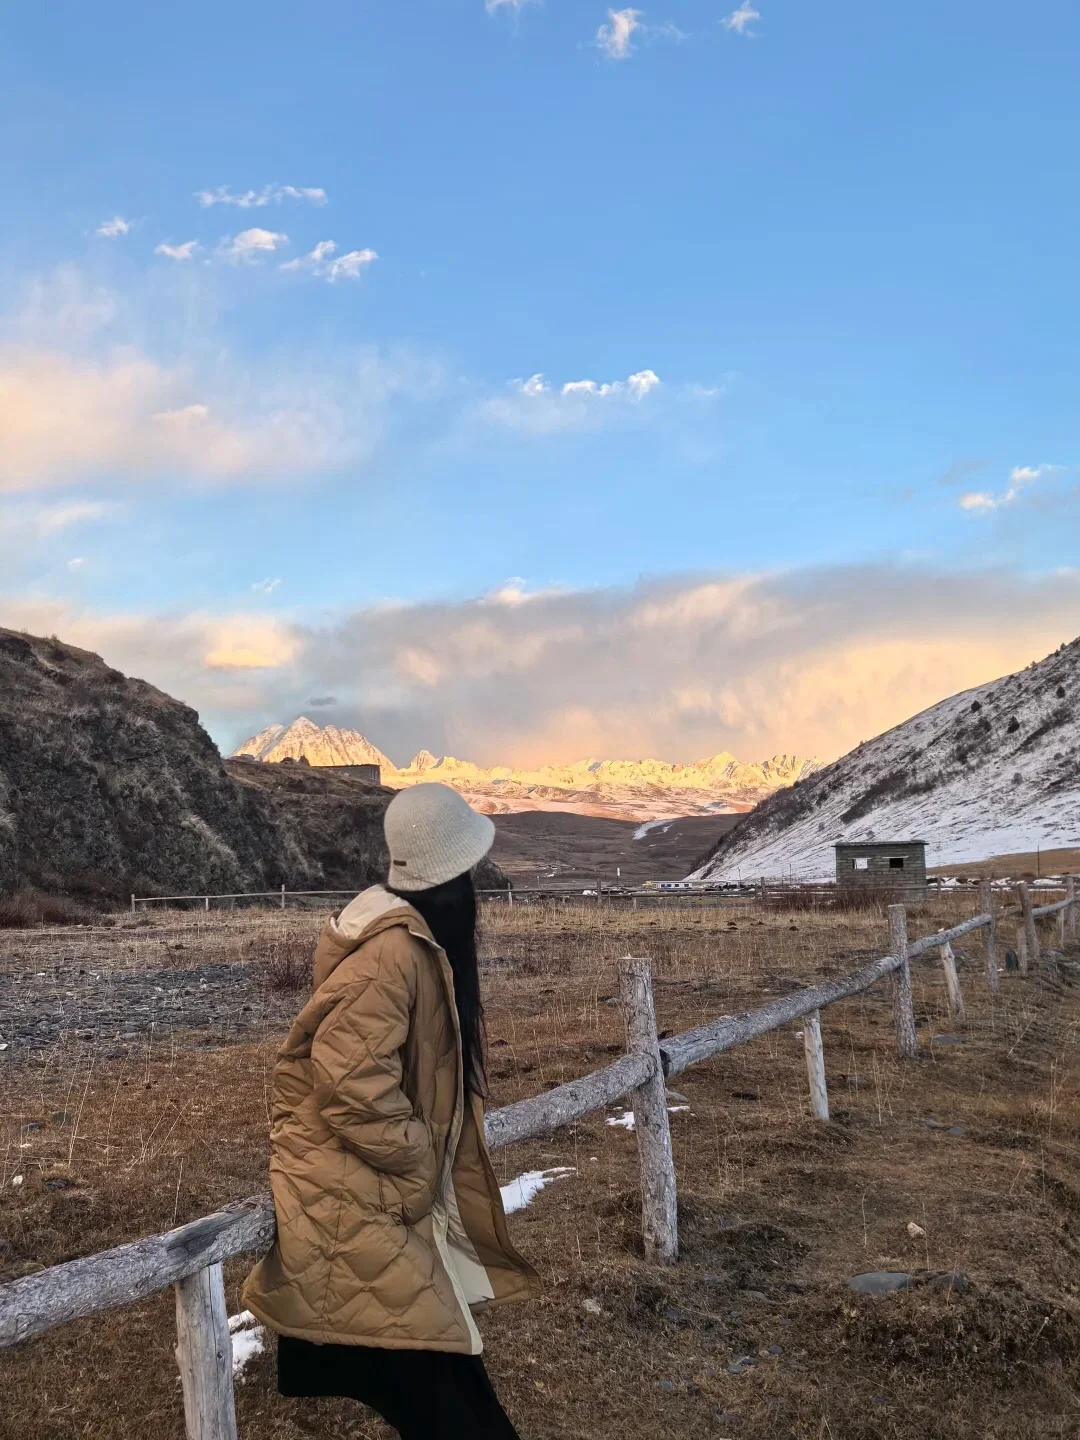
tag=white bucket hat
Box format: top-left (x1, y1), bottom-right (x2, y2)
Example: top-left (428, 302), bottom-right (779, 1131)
top-left (385, 783), bottom-right (495, 892)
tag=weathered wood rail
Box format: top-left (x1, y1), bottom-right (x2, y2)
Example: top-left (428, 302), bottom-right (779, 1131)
top-left (2, 883), bottom-right (1076, 1439)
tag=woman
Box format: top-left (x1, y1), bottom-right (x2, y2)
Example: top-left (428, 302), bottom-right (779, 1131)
top-left (244, 782), bottom-right (537, 1439)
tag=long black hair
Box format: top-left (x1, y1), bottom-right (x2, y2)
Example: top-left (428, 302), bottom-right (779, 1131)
top-left (389, 871), bottom-right (486, 1096)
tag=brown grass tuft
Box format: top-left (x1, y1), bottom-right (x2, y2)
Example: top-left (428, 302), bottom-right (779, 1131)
top-left (247, 930), bottom-right (314, 994)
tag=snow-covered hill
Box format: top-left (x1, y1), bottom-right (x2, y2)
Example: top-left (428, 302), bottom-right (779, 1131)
top-left (689, 637), bottom-right (1080, 881)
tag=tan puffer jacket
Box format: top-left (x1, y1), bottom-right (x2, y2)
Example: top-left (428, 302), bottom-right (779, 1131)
top-left (243, 886), bottom-right (538, 1353)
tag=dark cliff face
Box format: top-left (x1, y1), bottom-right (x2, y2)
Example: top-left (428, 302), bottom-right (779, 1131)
top-left (0, 627), bottom-right (261, 898)
top-left (0, 629), bottom-right (505, 903)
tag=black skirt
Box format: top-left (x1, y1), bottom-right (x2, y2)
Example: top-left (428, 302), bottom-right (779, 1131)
top-left (278, 1335), bottom-right (522, 1440)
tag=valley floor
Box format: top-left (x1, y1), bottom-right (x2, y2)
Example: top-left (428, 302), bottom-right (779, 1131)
top-left (2, 898), bottom-right (1080, 1439)
top-left (488, 809), bottom-right (741, 885)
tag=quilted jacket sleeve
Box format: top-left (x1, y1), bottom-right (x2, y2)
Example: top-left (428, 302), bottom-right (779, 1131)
top-left (310, 934), bottom-right (435, 1180)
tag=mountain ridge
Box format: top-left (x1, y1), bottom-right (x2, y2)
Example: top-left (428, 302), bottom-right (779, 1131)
top-left (234, 717), bottom-right (394, 771)
top-left (689, 636), bottom-right (1080, 881)
top-left (230, 719), bottom-right (820, 822)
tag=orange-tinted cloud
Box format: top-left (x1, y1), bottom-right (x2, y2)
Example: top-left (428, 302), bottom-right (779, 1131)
top-left (5, 567), bottom-right (1079, 768)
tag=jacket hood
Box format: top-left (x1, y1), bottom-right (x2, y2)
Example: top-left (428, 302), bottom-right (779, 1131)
top-left (313, 884), bottom-right (436, 990)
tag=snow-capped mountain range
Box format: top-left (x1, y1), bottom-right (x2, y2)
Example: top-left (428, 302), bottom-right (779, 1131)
top-left (231, 718), bottom-right (819, 822)
top-left (690, 637), bottom-right (1080, 882)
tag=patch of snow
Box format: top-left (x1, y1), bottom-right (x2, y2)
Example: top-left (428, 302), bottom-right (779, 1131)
top-left (606, 1105), bottom-right (691, 1131)
top-left (228, 1311), bottom-right (266, 1378)
top-left (634, 818), bottom-right (674, 841)
top-left (500, 1166), bottom-right (575, 1214)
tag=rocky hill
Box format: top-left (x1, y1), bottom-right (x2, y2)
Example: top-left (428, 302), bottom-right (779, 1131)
top-left (231, 721), bottom-right (818, 822)
top-left (690, 637), bottom-right (1080, 881)
top-left (0, 630), bottom-right (502, 904)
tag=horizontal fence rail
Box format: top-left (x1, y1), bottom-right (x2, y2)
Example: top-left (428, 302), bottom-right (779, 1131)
top-left (3, 878), bottom-right (1077, 1440)
top-left (126, 879), bottom-right (1065, 914)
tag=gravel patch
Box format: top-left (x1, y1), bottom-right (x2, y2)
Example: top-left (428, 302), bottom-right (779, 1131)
top-left (0, 961), bottom-right (296, 1064)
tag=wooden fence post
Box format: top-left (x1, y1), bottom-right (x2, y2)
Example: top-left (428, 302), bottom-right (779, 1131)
top-left (1016, 926), bottom-right (1029, 975)
top-left (174, 1262), bottom-right (237, 1440)
top-left (979, 880), bottom-right (998, 993)
top-left (1018, 882), bottom-right (1040, 968)
top-left (1068, 877), bottom-right (1078, 944)
top-left (888, 905), bottom-right (919, 1058)
top-left (939, 941), bottom-right (966, 1021)
top-left (802, 1009), bottom-right (829, 1121)
top-left (618, 957), bottom-right (678, 1265)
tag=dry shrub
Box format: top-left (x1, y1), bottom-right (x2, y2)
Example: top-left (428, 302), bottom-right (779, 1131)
top-left (764, 885), bottom-right (928, 914)
top-left (0, 888), bottom-right (96, 928)
top-left (247, 929), bottom-right (313, 993)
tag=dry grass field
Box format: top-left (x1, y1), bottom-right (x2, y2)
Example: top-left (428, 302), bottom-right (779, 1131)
top-left (3, 894), bottom-right (1080, 1439)
top-left (929, 848), bottom-right (1080, 883)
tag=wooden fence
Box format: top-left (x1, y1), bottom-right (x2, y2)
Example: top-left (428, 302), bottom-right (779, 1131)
top-left (2, 878), bottom-right (1077, 1439)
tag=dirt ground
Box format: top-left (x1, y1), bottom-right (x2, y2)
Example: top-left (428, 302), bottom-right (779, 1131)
top-left (2, 895), bottom-right (1080, 1439)
top-left (488, 810), bottom-right (741, 885)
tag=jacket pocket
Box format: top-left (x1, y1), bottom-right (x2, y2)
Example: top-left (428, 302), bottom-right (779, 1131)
top-left (401, 1177), bottom-right (437, 1226)
top-left (376, 1171), bottom-right (404, 1221)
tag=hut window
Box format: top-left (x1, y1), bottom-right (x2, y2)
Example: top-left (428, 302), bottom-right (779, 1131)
top-left (853, 858), bottom-right (869, 870)
top-left (889, 857), bottom-right (905, 869)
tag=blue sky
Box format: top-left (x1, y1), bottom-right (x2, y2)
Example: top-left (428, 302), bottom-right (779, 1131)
top-left (2, 0), bottom-right (1079, 762)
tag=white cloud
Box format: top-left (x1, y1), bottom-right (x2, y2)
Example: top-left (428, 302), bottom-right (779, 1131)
top-left (597, 8), bottom-right (643, 58)
top-left (326, 249), bottom-right (379, 282)
top-left (281, 240), bottom-right (337, 272)
top-left (281, 241), bottom-right (379, 282)
top-left (252, 577), bottom-right (282, 595)
top-left (32, 499), bottom-right (117, 534)
top-left (959, 491), bottom-right (995, 513)
top-left (196, 185), bottom-right (327, 208)
top-left (482, 368), bottom-right (663, 431)
top-left (722, 2), bottom-right (760, 35)
top-left (67, 556), bottom-right (85, 571)
top-left (561, 368), bottom-right (660, 399)
top-left (154, 240), bottom-right (200, 261)
top-left (486, 0), bottom-right (538, 10)
top-left (595, 9), bottom-right (683, 58)
top-left (218, 229), bottom-right (290, 262)
top-left (959, 464), bottom-right (1057, 513)
top-left (96, 217), bottom-right (132, 238)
